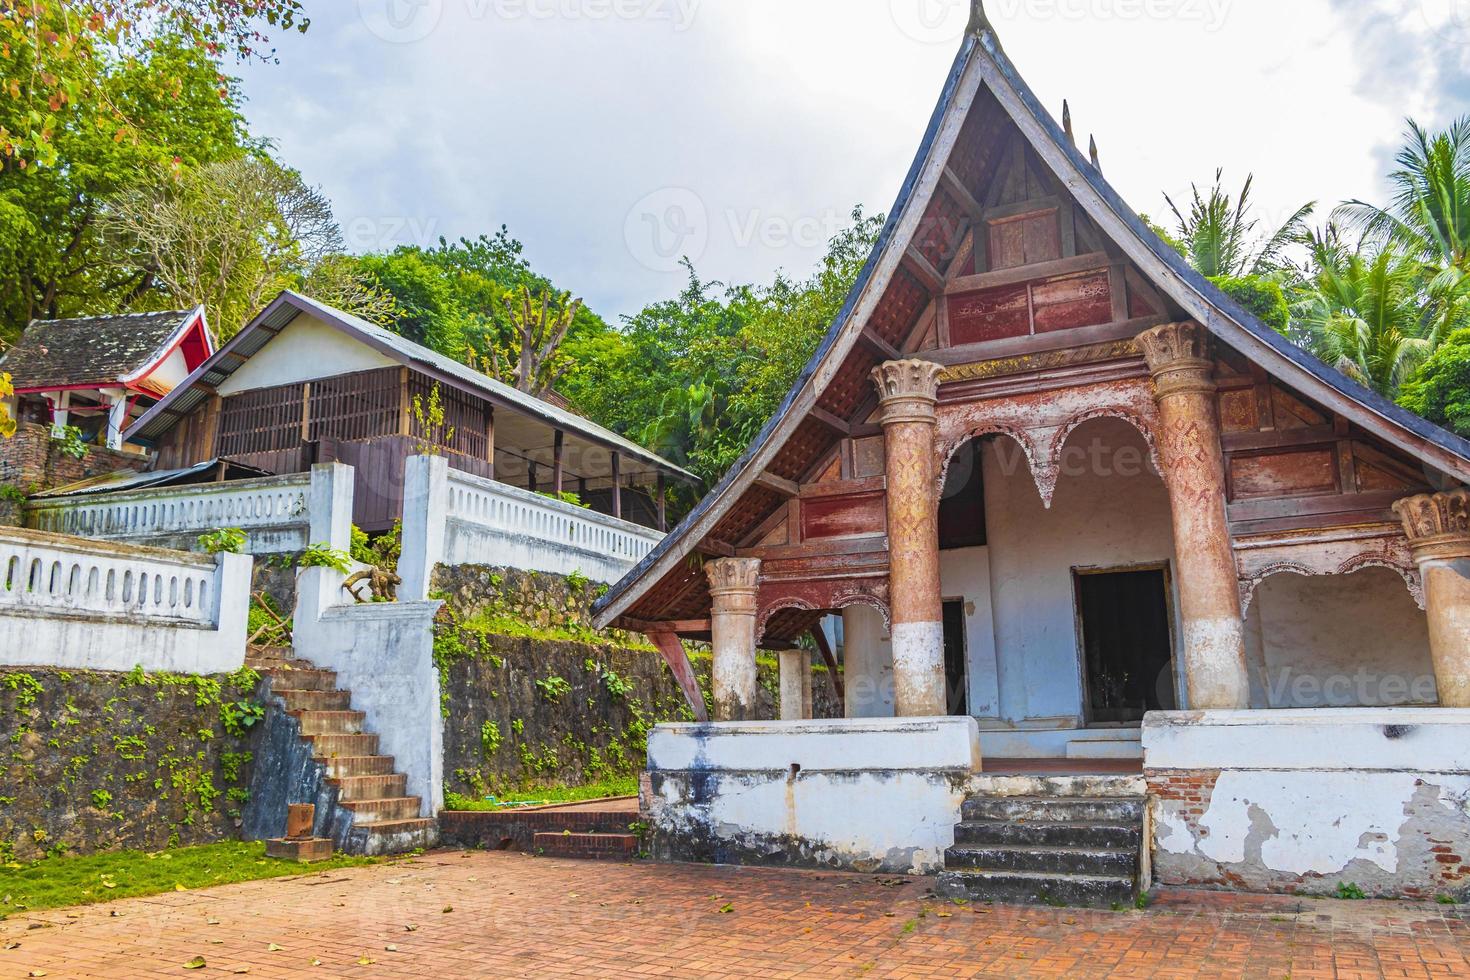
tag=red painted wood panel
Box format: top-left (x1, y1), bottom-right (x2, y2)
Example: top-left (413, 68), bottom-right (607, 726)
top-left (1217, 388), bottom-right (1258, 433)
top-left (1228, 448), bottom-right (1339, 501)
top-left (1031, 271), bottom-right (1112, 333)
top-left (799, 491), bottom-right (886, 540)
top-left (948, 283), bottom-right (1030, 346)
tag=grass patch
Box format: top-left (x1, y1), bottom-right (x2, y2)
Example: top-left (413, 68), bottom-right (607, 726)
top-left (445, 776), bottom-right (638, 811)
top-left (0, 841), bottom-right (378, 915)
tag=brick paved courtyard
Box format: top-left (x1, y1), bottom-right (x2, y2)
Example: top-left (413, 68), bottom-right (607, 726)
top-left (3, 852), bottom-right (1469, 978)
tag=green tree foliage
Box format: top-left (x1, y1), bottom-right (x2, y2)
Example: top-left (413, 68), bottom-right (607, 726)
top-left (0, 35), bottom-right (251, 338)
top-left (1295, 230), bottom-right (1451, 396)
top-left (1400, 328), bottom-right (1470, 437)
top-left (562, 207), bottom-right (884, 487)
top-left (1165, 170), bottom-right (1313, 279)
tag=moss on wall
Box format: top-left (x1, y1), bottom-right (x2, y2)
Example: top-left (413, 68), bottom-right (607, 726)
top-left (432, 564), bottom-right (841, 802)
top-left (0, 666), bottom-right (263, 862)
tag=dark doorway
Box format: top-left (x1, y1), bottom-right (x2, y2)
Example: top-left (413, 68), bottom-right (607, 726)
top-left (942, 599), bottom-right (969, 716)
top-left (1075, 568), bottom-right (1176, 724)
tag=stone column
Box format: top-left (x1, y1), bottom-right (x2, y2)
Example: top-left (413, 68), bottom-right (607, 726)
top-left (871, 359), bottom-right (947, 717)
top-left (778, 650), bottom-right (813, 721)
top-left (706, 557), bottom-right (762, 721)
top-left (1137, 321), bottom-right (1250, 710)
top-left (1394, 489), bottom-right (1470, 706)
top-left (842, 604), bottom-right (895, 719)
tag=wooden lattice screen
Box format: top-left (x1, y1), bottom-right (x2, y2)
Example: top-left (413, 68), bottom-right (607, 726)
top-left (217, 383), bottom-right (308, 457)
top-left (408, 373), bottom-right (490, 461)
top-left (309, 368), bottom-right (401, 443)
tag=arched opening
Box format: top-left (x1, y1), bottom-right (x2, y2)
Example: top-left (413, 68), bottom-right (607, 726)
top-left (1244, 566), bottom-right (1436, 708)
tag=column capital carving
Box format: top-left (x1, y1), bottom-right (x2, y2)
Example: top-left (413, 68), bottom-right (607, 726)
top-left (870, 359), bottom-right (944, 426)
top-left (1394, 488), bottom-right (1470, 561)
top-left (706, 557), bottom-right (762, 601)
top-left (1137, 321), bottom-right (1217, 398)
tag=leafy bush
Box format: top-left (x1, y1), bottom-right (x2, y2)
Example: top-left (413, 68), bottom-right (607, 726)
top-left (350, 521), bottom-right (402, 572)
top-left (50, 425), bottom-right (89, 460)
top-left (197, 528), bottom-right (247, 555)
top-left (535, 676), bottom-right (572, 702)
top-left (480, 720), bottom-right (502, 756)
top-left (298, 543), bottom-right (352, 574)
top-left (220, 700), bottom-right (266, 738)
top-left (1210, 274), bottom-right (1291, 335)
top-left (1400, 328), bottom-right (1470, 437)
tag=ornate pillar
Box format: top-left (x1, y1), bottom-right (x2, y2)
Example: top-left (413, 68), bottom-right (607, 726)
top-left (1137, 322), bottom-right (1250, 710)
top-left (778, 650), bottom-right (813, 721)
top-left (1393, 489), bottom-right (1470, 707)
top-left (706, 558), bottom-right (762, 721)
top-left (871, 359), bottom-right (946, 717)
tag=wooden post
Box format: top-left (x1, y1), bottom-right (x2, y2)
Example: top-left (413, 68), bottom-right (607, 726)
top-left (300, 382), bottom-right (312, 442)
top-left (398, 367), bottom-right (412, 436)
top-left (656, 473), bottom-right (668, 532)
top-left (809, 626), bottom-right (844, 702)
top-left (611, 451), bottom-right (623, 520)
top-left (552, 430), bottom-right (564, 496)
top-left (485, 405), bottom-right (495, 480)
top-left (527, 461), bottom-right (538, 494)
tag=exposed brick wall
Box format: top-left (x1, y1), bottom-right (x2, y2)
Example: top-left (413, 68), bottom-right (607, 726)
top-left (0, 422), bottom-right (146, 493)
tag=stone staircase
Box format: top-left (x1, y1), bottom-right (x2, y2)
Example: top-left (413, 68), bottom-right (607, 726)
top-left (439, 797), bottom-right (641, 861)
top-left (937, 778), bottom-right (1145, 909)
top-left (249, 647), bottom-right (437, 855)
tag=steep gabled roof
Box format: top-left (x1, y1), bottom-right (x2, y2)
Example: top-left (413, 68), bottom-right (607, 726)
top-left (592, 19), bottom-right (1470, 630)
top-left (126, 290), bottom-right (697, 482)
top-left (3, 308), bottom-right (208, 391)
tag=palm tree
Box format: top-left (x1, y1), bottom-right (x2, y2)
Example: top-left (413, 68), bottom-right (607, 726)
top-left (1164, 170), bottom-right (1315, 278)
top-left (1335, 117), bottom-right (1470, 340)
top-left (1295, 229), bottom-right (1441, 396)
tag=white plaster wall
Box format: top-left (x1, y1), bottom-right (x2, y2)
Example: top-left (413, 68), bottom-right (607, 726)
top-left (841, 604), bottom-right (894, 718)
top-left (1144, 710), bottom-right (1470, 897)
top-left (982, 418), bottom-right (1179, 726)
top-left (1244, 568), bottom-right (1436, 708)
top-left (939, 546), bottom-right (1000, 718)
top-left (646, 717), bottom-right (980, 874)
top-left (216, 313), bottom-right (397, 395)
top-left (147, 345), bottom-right (192, 392)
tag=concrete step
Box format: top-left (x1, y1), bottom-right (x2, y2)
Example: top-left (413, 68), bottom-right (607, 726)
top-left (340, 796), bottom-right (422, 823)
top-left (292, 710), bottom-right (367, 735)
top-left (263, 666), bottom-right (338, 691)
top-left (328, 773), bottom-right (408, 802)
top-left (954, 820), bottom-right (1142, 850)
top-left (962, 795), bottom-right (1144, 824)
top-left (274, 688), bottom-right (353, 711)
top-left (305, 732), bottom-right (380, 758)
top-left (936, 869), bottom-right (1137, 909)
top-left (246, 645), bottom-right (293, 665)
top-left (352, 817), bottom-right (439, 856)
top-left (1065, 738), bottom-right (1143, 761)
top-left (533, 832), bottom-right (638, 860)
top-left (317, 755), bottom-right (397, 778)
top-left (945, 844), bottom-right (1138, 877)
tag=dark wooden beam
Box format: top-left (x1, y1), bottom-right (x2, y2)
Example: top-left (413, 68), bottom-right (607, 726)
top-left (941, 167), bottom-right (985, 222)
top-left (701, 537), bottom-right (737, 558)
top-left (647, 631), bottom-right (709, 723)
top-left (656, 473), bottom-right (667, 532)
top-left (611, 451), bottom-right (622, 520)
top-left (552, 429), bottom-right (564, 495)
top-left (755, 471), bottom-right (800, 498)
top-left (904, 247), bottom-right (945, 295)
top-left (945, 251), bottom-right (1110, 296)
top-left (809, 627), bottom-right (844, 702)
top-left (858, 329), bottom-right (902, 362)
top-left (809, 406), bottom-right (851, 436)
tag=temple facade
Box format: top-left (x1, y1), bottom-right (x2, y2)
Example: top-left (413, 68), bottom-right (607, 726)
top-left (595, 7), bottom-right (1470, 905)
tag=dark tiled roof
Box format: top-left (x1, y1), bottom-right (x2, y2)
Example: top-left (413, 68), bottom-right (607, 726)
top-left (1, 310), bottom-right (197, 389)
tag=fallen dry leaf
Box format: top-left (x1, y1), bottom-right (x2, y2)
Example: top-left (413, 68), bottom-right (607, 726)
top-left (267, 943), bottom-right (283, 952)
top-left (385, 944), bottom-right (399, 952)
top-left (357, 956), bottom-right (376, 966)
top-left (175, 884), bottom-right (188, 892)
top-left (183, 956), bottom-right (206, 970)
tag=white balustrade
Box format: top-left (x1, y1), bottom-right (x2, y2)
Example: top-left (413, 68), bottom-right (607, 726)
top-left (24, 474), bottom-right (312, 552)
top-left (0, 527), bottom-right (252, 673)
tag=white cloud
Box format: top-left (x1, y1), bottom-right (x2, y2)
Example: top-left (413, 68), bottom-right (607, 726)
top-left (237, 0), bottom-right (1462, 320)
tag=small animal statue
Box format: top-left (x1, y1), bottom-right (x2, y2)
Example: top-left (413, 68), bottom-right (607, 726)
top-left (343, 565), bottom-right (402, 603)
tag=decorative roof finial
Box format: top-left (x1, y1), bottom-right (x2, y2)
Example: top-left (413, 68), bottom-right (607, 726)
top-left (1089, 135), bottom-right (1101, 171)
top-left (968, 0), bottom-right (992, 34)
top-left (1063, 101), bottom-right (1075, 146)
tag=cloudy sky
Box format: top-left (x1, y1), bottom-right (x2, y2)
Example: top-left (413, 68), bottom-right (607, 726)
top-left (237, 0), bottom-right (1470, 321)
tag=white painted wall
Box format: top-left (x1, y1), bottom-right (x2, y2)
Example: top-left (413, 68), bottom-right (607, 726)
top-left (645, 716), bottom-right (981, 875)
top-left (939, 546), bottom-right (1000, 719)
top-left (1145, 709), bottom-right (1470, 897)
top-left (841, 603), bottom-right (894, 718)
top-left (0, 527), bottom-right (251, 674)
top-left (1244, 567), bottom-right (1436, 708)
top-left (216, 313), bottom-right (396, 396)
top-left (981, 418), bottom-right (1179, 727)
top-left (147, 345), bottom-right (193, 392)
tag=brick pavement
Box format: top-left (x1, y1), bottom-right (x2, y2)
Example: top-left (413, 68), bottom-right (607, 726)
top-left (2, 851), bottom-right (1468, 978)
